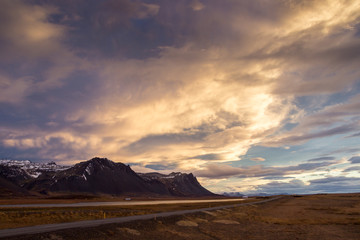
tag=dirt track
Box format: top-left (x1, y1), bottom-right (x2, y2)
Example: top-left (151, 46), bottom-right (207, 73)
top-left (6, 194), bottom-right (360, 240)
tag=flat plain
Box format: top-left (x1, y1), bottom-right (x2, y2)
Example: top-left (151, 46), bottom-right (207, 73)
top-left (0, 199), bottom-right (249, 230)
top-left (3, 193), bottom-right (360, 240)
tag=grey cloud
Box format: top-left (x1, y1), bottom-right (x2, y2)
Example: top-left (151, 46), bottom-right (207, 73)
top-left (262, 176), bottom-right (294, 180)
top-left (254, 31), bottom-right (360, 65)
top-left (0, 75), bottom-right (33, 104)
top-left (0, 0), bottom-right (87, 105)
top-left (247, 176), bottom-right (360, 195)
top-left (347, 132), bottom-right (360, 138)
top-left (279, 124), bottom-right (357, 144)
top-left (326, 147), bottom-right (359, 155)
top-left (247, 179), bottom-right (307, 195)
top-left (310, 176), bottom-right (360, 184)
top-left (240, 4), bottom-right (360, 97)
top-left (195, 161), bottom-right (339, 179)
top-left (94, 0), bottom-right (159, 29)
top-left (349, 156), bottom-right (360, 164)
top-left (123, 132), bottom-right (207, 155)
top-left (278, 38), bottom-right (360, 97)
top-left (307, 156), bottom-right (335, 162)
top-left (144, 162), bottom-right (178, 171)
top-left (343, 166), bottom-right (360, 172)
top-left (0, 135), bottom-right (91, 163)
top-left (194, 164), bottom-right (247, 178)
top-left (297, 94), bottom-right (360, 130)
top-left (306, 184), bottom-right (360, 194)
top-left (192, 153), bottom-right (222, 160)
top-left (150, 0), bottom-right (295, 50)
top-left (264, 93), bottom-right (360, 147)
top-left (282, 161), bottom-right (338, 171)
top-left (0, 0), bottom-right (66, 61)
top-left (0, 69), bottom-right (101, 134)
top-left (319, 37), bottom-right (360, 63)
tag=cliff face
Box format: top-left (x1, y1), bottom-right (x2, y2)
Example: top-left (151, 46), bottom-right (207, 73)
top-left (139, 172), bottom-right (215, 196)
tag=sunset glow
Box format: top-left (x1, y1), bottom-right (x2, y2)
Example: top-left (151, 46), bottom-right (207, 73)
top-left (1, 0), bottom-right (360, 194)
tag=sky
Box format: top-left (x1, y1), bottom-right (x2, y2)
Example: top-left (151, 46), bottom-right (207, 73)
top-left (0, 0), bottom-right (360, 195)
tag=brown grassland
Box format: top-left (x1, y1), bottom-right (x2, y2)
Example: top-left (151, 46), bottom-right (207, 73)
top-left (0, 199), bottom-right (250, 230)
top-left (0, 194), bottom-right (226, 205)
top-left (2, 193), bottom-right (360, 240)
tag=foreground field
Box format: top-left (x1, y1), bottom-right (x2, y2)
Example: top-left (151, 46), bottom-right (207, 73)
top-left (0, 199), bottom-right (249, 230)
top-left (4, 193), bottom-right (360, 240)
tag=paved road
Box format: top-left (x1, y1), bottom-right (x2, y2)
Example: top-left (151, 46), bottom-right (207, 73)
top-left (0, 198), bottom-right (244, 208)
top-left (0, 197), bottom-right (282, 238)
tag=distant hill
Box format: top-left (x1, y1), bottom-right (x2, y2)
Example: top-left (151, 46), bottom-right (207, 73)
top-left (223, 192), bottom-right (245, 197)
top-left (0, 157), bottom-right (215, 197)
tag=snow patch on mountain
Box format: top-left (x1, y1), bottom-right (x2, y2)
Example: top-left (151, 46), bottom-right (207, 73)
top-left (0, 159), bottom-right (71, 178)
top-left (85, 163), bottom-right (93, 175)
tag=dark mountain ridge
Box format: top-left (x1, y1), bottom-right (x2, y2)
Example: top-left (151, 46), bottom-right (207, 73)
top-left (139, 172), bottom-right (214, 196)
top-left (0, 165), bottom-right (33, 197)
top-left (1, 157), bottom-right (215, 197)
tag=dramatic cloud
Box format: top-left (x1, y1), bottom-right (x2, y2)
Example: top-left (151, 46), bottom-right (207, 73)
top-left (263, 94), bottom-right (360, 147)
top-left (0, 0), bottom-right (64, 60)
top-left (1, 0), bottom-right (360, 194)
top-left (0, 0), bottom-right (87, 104)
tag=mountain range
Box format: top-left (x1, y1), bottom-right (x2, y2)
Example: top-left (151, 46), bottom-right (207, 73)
top-left (0, 157), bottom-right (215, 198)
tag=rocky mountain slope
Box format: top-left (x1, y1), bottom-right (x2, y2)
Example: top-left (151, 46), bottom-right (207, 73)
top-left (0, 164), bottom-right (34, 197)
top-left (0, 157), bottom-right (215, 197)
top-left (139, 172), bottom-right (214, 196)
top-left (0, 160), bottom-right (69, 178)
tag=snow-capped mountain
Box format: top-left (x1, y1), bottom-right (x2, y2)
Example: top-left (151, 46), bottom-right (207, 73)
top-left (1, 157), bottom-right (216, 197)
top-left (0, 159), bottom-right (70, 178)
top-left (26, 157), bottom-right (165, 195)
top-left (223, 192), bottom-right (245, 197)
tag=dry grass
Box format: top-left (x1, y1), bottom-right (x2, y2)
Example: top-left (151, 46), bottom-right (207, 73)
top-left (4, 194), bottom-right (360, 240)
top-left (0, 194), bottom-right (231, 205)
top-left (0, 200), bottom-right (248, 229)
top-left (4, 193), bottom-right (360, 240)
top-left (252, 193), bottom-right (360, 226)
